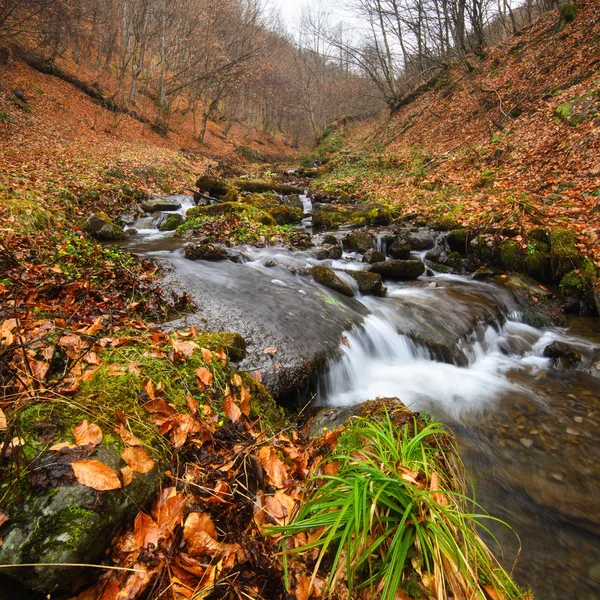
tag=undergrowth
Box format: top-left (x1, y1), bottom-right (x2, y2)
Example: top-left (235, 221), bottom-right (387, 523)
top-left (272, 411), bottom-right (530, 600)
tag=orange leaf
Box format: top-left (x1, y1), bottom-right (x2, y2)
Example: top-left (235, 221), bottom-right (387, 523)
top-left (232, 374), bottom-right (242, 387)
top-left (0, 408), bottom-right (6, 431)
top-left (121, 465), bottom-right (134, 487)
top-left (216, 347), bottom-right (227, 365)
top-left (0, 509), bottom-right (9, 527)
top-left (84, 316), bottom-right (104, 335)
top-left (196, 367), bottom-right (213, 386)
top-left (184, 512), bottom-right (217, 544)
top-left (201, 348), bottom-right (213, 363)
top-left (122, 447), bottom-right (155, 474)
top-left (114, 424), bottom-right (144, 446)
top-left (240, 385), bottom-right (252, 416)
top-left (73, 419), bottom-right (103, 447)
top-left (50, 442), bottom-right (78, 450)
top-left (186, 394), bottom-right (198, 414)
top-left (153, 492), bottom-right (185, 535)
top-left (72, 459), bottom-right (121, 491)
top-left (223, 395), bottom-right (241, 422)
top-left (134, 512), bottom-right (160, 549)
top-left (257, 446), bottom-right (289, 489)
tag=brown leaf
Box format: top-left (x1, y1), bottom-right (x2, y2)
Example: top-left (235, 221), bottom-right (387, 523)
top-left (257, 446), bottom-right (289, 489)
top-left (184, 512), bottom-right (217, 545)
top-left (172, 339), bottom-right (197, 358)
top-left (114, 424), bottom-right (144, 447)
top-left (84, 316), bottom-right (104, 335)
top-left (128, 361), bottom-right (142, 375)
top-left (134, 512), bottom-right (160, 549)
top-left (240, 385), bottom-right (252, 416)
top-left (73, 420), bottom-right (103, 447)
top-left (223, 395), bottom-right (241, 423)
top-left (201, 348), bottom-right (213, 363)
top-left (232, 374), bottom-right (242, 387)
top-left (49, 442), bottom-right (78, 451)
top-left (122, 447), bottom-right (155, 474)
top-left (263, 346), bottom-right (278, 355)
top-left (196, 367), bottom-right (213, 386)
top-left (0, 509), bottom-right (9, 528)
top-left (121, 465), bottom-right (134, 487)
top-left (72, 459), bottom-right (121, 491)
top-left (216, 347), bottom-right (227, 365)
top-left (0, 408), bottom-right (6, 431)
top-left (153, 491), bottom-right (185, 535)
top-left (186, 394), bottom-right (198, 414)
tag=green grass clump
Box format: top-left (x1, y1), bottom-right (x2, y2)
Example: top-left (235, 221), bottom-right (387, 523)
top-left (271, 410), bottom-right (529, 600)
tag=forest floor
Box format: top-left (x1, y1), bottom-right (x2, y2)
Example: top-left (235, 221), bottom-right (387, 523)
top-left (312, 0), bottom-right (600, 267)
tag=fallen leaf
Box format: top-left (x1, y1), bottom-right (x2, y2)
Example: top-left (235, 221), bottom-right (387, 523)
top-left (257, 446), bottom-right (289, 488)
top-left (121, 465), bottom-right (134, 486)
top-left (73, 419), bottom-right (103, 447)
top-left (122, 447), bottom-right (155, 474)
top-left (0, 408), bottom-right (6, 431)
top-left (84, 316), bottom-right (104, 335)
top-left (184, 512), bottom-right (217, 544)
top-left (153, 492), bottom-right (185, 535)
top-left (172, 339), bottom-right (197, 358)
top-left (232, 374), bottom-right (242, 387)
top-left (240, 385), bottom-right (252, 416)
top-left (224, 395), bottom-right (241, 422)
top-left (72, 459), bottom-right (121, 490)
top-left (114, 424), bottom-right (144, 446)
top-left (196, 367), bottom-right (213, 386)
top-left (263, 346), bottom-right (278, 355)
top-left (201, 348), bottom-right (213, 363)
top-left (186, 394), bottom-right (198, 414)
top-left (134, 512), bottom-right (160, 549)
top-left (50, 442), bottom-right (78, 451)
top-left (0, 509), bottom-right (9, 527)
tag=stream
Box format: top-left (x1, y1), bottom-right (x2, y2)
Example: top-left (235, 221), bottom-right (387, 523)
top-left (123, 194), bottom-right (600, 600)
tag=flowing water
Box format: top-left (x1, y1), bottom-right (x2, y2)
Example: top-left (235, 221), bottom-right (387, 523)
top-left (125, 195), bottom-right (600, 599)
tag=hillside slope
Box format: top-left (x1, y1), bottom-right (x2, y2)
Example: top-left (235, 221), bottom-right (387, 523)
top-left (316, 0), bottom-right (600, 266)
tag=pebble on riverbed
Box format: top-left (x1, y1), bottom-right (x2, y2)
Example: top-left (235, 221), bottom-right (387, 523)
top-left (520, 438), bottom-right (534, 448)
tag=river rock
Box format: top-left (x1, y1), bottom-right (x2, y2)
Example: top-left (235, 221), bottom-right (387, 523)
top-left (588, 350), bottom-right (600, 379)
top-left (196, 175), bottom-right (237, 200)
top-left (311, 244), bottom-right (343, 260)
top-left (405, 229), bottom-right (435, 250)
top-left (311, 266), bottom-right (354, 297)
top-left (346, 271), bottom-right (387, 296)
top-left (387, 237), bottom-right (411, 259)
top-left (322, 234), bottom-right (340, 246)
top-left (312, 203), bottom-right (391, 228)
top-left (425, 243), bottom-right (448, 264)
top-left (369, 260), bottom-right (425, 280)
top-left (183, 242), bottom-right (229, 261)
top-left (141, 197), bottom-right (183, 213)
top-left (363, 249), bottom-right (386, 264)
top-left (158, 213), bottom-right (184, 231)
top-left (0, 445), bottom-right (161, 594)
top-left (446, 229), bottom-right (469, 254)
top-left (343, 230), bottom-right (374, 253)
top-left (543, 341), bottom-right (583, 367)
top-left (82, 213), bottom-right (128, 241)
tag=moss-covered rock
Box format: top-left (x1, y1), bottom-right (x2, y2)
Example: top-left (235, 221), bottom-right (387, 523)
top-left (185, 202), bottom-right (277, 226)
top-left (82, 212), bottom-right (128, 241)
top-left (343, 230), bottom-right (374, 253)
top-left (447, 229), bottom-right (469, 254)
top-left (446, 251), bottom-right (463, 271)
top-left (241, 372), bottom-right (287, 432)
top-left (183, 242), bottom-right (229, 261)
top-left (499, 239), bottom-right (523, 271)
top-left (388, 237), bottom-right (411, 259)
top-left (346, 270), bottom-right (387, 296)
top-left (432, 214), bottom-right (459, 231)
top-left (240, 193), bottom-right (302, 225)
top-left (369, 260), bottom-right (425, 280)
top-left (234, 180), bottom-right (303, 195)
top-left (311, 266), bottom-right (355, 297)
top-left (559, 258), bottom-right (598, 314)
top-left (527, 227), bottom-right (550, 244)
top-left (196, 175), bottom-right (238, 199)
top-left (523, 241), bottom-right (550, 282)
top-left (470, 235), bottom-right (493, 266)
top-left (558, 2), bottom-right (577, 29)
top-left (363, 248), bottom-right (386, 264)
top-left (158, 213), bottom-right (184, 231)
top-left (141, 197), bottom-right (182, 212)
top-left (550, 228), bottom-right (580, 280)
top-left (312, 203), bottom-right (391, 228)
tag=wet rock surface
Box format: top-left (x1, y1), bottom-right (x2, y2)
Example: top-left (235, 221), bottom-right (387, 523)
top-left (141, 197), bottom-right (183, 212)
top-left (369, 259), bottom-right (426, 280)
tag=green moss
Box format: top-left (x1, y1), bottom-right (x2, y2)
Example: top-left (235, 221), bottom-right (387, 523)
top-left (234, 180), bottom-right (303, 195)
top-left (312, 205), bottom-right (390, 229)
top-left (241, 373), bottom-right (287, 432)
top-left (555, 102), bottom-right (573, 122)
top-left (559, 258), bottom-right (597, 299)
top-left (195, 331), bottom-right (247, 362)
top-left (527, 227), bottom-right (549, 244)
top-left (433, 214), bottom-right (459, 231)
top-left (446, 252), bottom-right (463, 271)
top-left (447, 229), bottom-right (469, 253)
top-left (523, 241), bottom-right (550, 281)
top-left (559, 2), bottom-right (577, 29)
top-left (550, 228), bottom-right (580, 280)
top-left (196, 175), bottom-right (236, 199)
top-left (240, 194), bottom-right (302, 225)
top-left (499, 240), bottom-right (523, 271)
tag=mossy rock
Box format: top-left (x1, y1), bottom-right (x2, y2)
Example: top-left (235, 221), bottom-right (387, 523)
top-left (523, 241), bottom-right (550, 282)
top-left (196, 175), bottom-right (238, 200)
top-left (82, 213), bottom-right (129, 241)
top-left (312, 203), bottom-right (391, 229)
top-left (235, 145), bottom-right (265, 162)
top-left (343, 230), bottom-right (374, 253)
top-left (0, 442), bottom-right (161, 594)
top-left (559, 258), bottom-right (598, 313)
top-left (158, 213), bottom-right (184, 231)
top-left (432, 214), bottom-right (459, 231)
top-left (550, 228), bottom-right (580, 280)
top-left (269, 205), bottom-right (303, 225)
top-left (447, 229), bottom-right (469, 254)
top-left (446, 252), bottom-right (463, 271)
top-left (369, 260), bottom-right (425, 280)
top-left (346, 271), bottom-right (386, 296)
top-left (388, 237), bottom-right (411, 259)
top-left (199, 331), bottom-right (247, 362)
top-left (499, 239), bottom-right (523, 271)
top-left (558, 2), bottom-right (577, 29)
top-left (234, 180), bottom-right (303, 195)
top-left (527, 227), bottom-right (550, 244)
top-left (241, 372), bottom-right (287, 432)
top-left (185, 202), bottom-right (276, 226)
top-left (470, 235), bottom-right (493, 266)
top-left (311, 266), bottom-right (354, 297)
top-left (430, 262), bottom-right (454, 274)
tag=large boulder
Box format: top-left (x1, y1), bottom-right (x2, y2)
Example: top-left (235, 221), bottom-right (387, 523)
top-left (446, 229), bottom-right (469, 254)
top-left (405, 229), bottom-right (435, 250)
top-left (0, 443), bottom-right (161, 594)
top-left (346, 271), bottom-right (387, 296)
top-left (550, 228), bottom-right (580, 280)
top-left (311, 244), bottom-right (343, 260)
top-left (141, 197), bottom-right (182, 213)
top-left (196, 175), bottom-right (238, 200)
top-left (281, 194), bottom-right (304, 210)
top-left (311, 266), bottom-right (354, 297)
top-left (234, 180), bottom-right (303, 195)
top-left (369, 260), bottom-right (425, 280)
top-left (82, 213), bottom-right (128, 241)
top-left (343, 230), bottom-right (373, 253)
